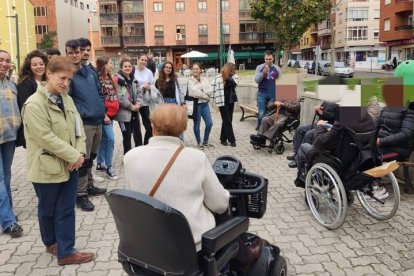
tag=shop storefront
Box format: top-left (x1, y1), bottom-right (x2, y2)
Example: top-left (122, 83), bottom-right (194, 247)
top-left (124, 47), bottom-right (149, 65)
top-left (387, 38), bottom-right (414, 61)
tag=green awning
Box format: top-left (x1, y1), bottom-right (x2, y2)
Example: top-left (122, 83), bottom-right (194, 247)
top-left (191, 52), bottom-right (218, 61)
top-left (234, 52), bottom-right (251, 59)
top-left (250, 51), bottom-right (265, 58)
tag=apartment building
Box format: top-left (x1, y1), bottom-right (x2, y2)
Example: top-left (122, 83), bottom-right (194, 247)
top-left (379, 0), bottom-right (414, 61)
top-left (0, 0), bottom-right (36, 66)
top-left (98, 0), bottom-right (275, 69)
top-left (31, 0), bottom-right (99, 55)
top-left (300, 24), bottom-right (318, 60)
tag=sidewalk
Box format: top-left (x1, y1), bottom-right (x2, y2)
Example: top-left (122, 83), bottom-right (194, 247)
top-left (1, 111), bottom-right (414, 275)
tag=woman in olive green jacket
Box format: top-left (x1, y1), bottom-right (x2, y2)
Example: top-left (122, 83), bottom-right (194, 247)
top-left (22, 57), bottom-right (94, 266)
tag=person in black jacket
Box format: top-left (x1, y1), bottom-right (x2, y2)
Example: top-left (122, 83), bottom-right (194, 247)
top-left (288, 101), bottom-right (337, 168)
top-left (146, 53), bottom-right (156, 76)
top-left (16, 50), bottom-right (48, 147)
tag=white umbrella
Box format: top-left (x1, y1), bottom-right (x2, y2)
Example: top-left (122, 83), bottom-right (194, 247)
top-left (181, 50), bottom-right (208, 58)
top-left (227, 45), bottom-right (235, 64)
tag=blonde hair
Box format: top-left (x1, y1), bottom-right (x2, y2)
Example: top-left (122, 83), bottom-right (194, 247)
top-left (151, 104), bottom-right (187, 137)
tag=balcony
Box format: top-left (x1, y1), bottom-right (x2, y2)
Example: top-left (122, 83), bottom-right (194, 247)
top-left (395, 25), bottom-right (413, 31)
top-left (123, 35), bottom-right (145, 47)
top-left (395, 0), bottom-right (413, 14)
top-left (239, 32), bottom-right (258, 43)
top-left (99, 13), bottom-right (120, 25)
top-left (318, 28), bottom-right (331, 37)
top-left (198, 35), bottom-right (208, 45)
top-left (239, 10), bottom-right (252, 20)
top-left (122, 13), bottom-right (144, 24)
top-left (154, 37), bottom-right (164, 46)
top-left (101, 36), bottom-right (121, 47)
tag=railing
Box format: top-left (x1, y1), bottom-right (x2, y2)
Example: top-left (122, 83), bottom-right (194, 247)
top-left (123, 35), bottom-right (145, 46)
top-left (122, 13), bottom-right (144, 23)
top-left (239, 10), bottom-right (252, 19)
top-left (318, 28), bottom-right (331, 36)
top-left (239, 32), bottom-right (258, 42)
top-left (101, 36), bottom-right (121, 47)
top-left (99, 13), bottom-right (120, 25)
top-left (395, 25), bottom-right (413, 31)
top-left (198, 35), bottom-right (208, 45)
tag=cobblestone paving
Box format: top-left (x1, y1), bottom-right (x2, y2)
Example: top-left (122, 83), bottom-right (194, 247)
top-left (1, 110), bottom-right (413, 276)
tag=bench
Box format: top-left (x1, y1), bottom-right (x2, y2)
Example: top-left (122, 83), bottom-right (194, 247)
top-left (239, 104), bottom-right (258, 122)
top-left (382, 152), bottom-right (414, 194)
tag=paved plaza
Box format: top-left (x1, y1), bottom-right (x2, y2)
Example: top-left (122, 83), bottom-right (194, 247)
top-left (1, 110), bottom-right (414, 276)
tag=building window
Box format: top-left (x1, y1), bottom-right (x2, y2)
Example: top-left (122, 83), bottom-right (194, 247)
top-left (373, 9), bottom-right (379, 20)
top-left (155, 25), bottom-right (164, 37)
top-left (176, 1), bottom-right (185, 11)
top-left (123, 1), bottom-right (144, 12)
top-left (87, 4), bottom-right (89, 9)
top-left (240, 0), bottom-right (252, 10)
top-left (64, 0), bottom-right (68, 3)
top-left (198, 24), bottom-right (208, 36)
top-left (222, 0), bottom-right (229, 10)
top-left (347, 7), bottom-right (368, 21)
top-left (74, 0), bottom-right (78, 8)
top-left (80, 2), bottom-right (84, 10)
top-left (347, 26), bottom-right (368, 41)
top-left (373, 30), bottom-right (379, 39)
top-left (355, 51), bottom-right (367, 62)
top-left (198, 0), bottom-right (207, 11)
top-left (101, 3), bottom-right (118, 13)
top-left (223, 24), bottom-right (230, 35)
top-left (70, 0), bottom-right (74, 5)
top-left (34, 7), bottom-right (47, 16)
top-left (384, 0), bottom-right (390, 5)
top-left (408, 16), bottom-right (413, 26)
top-left (35, 25), bottom-right (48, 35)
top-left (176, 25), bottom-right (186, 39)
top-left (239, 22), bottom-right (257, 33)
top-left (153, 2), bottom-right (163, 12)
top-left (384, 19), bottom-right (390, 31)
top-left (101, 26), bottom-right (119, 37)
top-left (124, 23), bottom-right (145, 36)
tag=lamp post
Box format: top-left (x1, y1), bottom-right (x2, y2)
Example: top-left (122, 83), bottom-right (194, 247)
top-left (219, 0), bottom-right (224, 68)
top-left (6, 14), bottom-right (20, 71)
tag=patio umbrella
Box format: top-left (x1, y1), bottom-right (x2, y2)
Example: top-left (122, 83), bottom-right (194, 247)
top-left (227, 45), bottom-right (235, 64)
top-left (181, 51), bottom-right (208, 58)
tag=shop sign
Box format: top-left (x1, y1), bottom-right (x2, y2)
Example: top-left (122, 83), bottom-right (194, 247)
top-left (125, 48), bottom-right (148, 53)
top-left (386, 38), bottom-right (414, 47)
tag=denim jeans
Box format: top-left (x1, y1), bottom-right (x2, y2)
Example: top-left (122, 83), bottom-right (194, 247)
top-left (256, 92), bottom-right (274, 128)
top-left (33, 171), bottom-right (78, 258)
top-left (193, 102), bottom-right (213, 144)
top-left (97, 121), bottom-right (115, 167)
top-left (0, 141), bottom-right (17, 231)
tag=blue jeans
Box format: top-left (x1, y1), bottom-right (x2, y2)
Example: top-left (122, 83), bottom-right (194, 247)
top-left (33, 171), bottom-right (78, 258)
top-left (97, 121), bottom-right (114, 167)
top-left (193, 102), bottom-right (213, 144)
top-left (164, 98), bottom-right (184, 141)
top-left (256, 92), bottom-right (274, 128)
top-left (0, 141), bottom-right (17, 231)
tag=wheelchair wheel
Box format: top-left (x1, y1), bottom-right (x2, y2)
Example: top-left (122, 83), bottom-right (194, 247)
top-left (273, 255), bottom-right (287, 276)
top-left (253, 144), bottom-right (262, 150)
top-left (275, 144), bottom-right (284, 155)
top-left (305, 163), bottom-right (348, 230)
top-left (356, 172), bottom-right (400, 221)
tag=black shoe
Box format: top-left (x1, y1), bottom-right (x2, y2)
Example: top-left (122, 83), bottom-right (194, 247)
top-left (294, 177), bottom-right (305, 188)
top-left (230, 142), bottom-right (236, 147)
top-left (4, 223), bottom-right (23, 238)
top-left (288, 161), bottom-right (297, 168)
top-left (87, 185), bottom-right (107, 196)
top-left (96, 163), bottom-right (107, 171)
top-left (77, 196), bottom-right (95, 212)
top-left (287, 154), bottom-right (296, 161)
top-left (221, 141), bottom-right (228, 146)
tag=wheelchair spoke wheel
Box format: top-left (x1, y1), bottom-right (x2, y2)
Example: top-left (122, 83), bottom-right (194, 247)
top-left (305, 163), bottom-right (348, 230)
top-left (356, 172), bottom-right (400, 221)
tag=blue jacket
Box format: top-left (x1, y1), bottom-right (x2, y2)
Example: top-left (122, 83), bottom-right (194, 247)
top-left (69, 65), bottom-right (105, 125)
top-left (254, 63), bottom-right (281, 97)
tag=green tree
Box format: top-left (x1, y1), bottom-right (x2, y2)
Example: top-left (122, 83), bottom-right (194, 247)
top-left (250, 0), bottom-right (332, 66)
top-left (39, 32), bottom-right (57, 50)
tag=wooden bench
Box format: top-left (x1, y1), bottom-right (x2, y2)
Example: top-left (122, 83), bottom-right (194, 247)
top-left (239, 104), bottom-right (258, 122)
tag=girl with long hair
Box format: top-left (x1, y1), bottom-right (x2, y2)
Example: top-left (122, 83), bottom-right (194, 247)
top-left (212, 63), bottom-right (239, 147)
top-left (155, 61), bottom-right (184, 105)
top-left (95, 56), bottom-right (119, 180)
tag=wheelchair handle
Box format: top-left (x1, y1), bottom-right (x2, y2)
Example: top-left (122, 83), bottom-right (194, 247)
top-left (226, 172), bottom-right (266, 195)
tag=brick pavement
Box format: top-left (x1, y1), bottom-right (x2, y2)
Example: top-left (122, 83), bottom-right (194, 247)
top-left (1, 110), bottom-right (414, 276)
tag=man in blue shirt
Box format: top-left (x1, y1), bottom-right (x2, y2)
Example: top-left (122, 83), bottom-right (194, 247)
top-left (255, 51), bottom-right (281, 130)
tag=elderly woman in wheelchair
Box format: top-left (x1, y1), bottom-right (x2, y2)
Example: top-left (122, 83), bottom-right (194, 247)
top-left (295, 107), bottom-right (400, 230)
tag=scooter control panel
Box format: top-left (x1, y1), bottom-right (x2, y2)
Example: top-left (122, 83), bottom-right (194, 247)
top-left (213, 159), bottom-right (239, 175)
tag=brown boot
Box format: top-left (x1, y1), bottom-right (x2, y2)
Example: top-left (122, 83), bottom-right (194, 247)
top-left (46, 244), bottom-right (57, 256)
top-left (58, 251), bottom-right (95, 265)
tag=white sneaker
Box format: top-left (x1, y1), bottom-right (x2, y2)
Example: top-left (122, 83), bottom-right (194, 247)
top-left (92, 173), bottom-right (105, 183)
top-left (365, 184), bottom-right (389, 200)
top-left (106, 167), bottom-right (119, 180)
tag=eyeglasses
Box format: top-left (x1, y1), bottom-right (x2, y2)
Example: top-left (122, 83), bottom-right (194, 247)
top-left (67, 51), bottom-right (81, 56)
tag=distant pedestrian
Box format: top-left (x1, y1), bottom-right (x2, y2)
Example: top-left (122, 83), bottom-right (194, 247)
top-left (188, 63), bottom-right (213, 149)
top-left (212, 63), bottom-right (239, 147)
top-left (22, 56), bottom-right (94, 265)
top-left (0, 49), bottom-right (23, 238)
top-left (95, 56), bottom-right (119, 180)
top-left (46, 48), bottom-right (61, 60)
top-left (254, 50), bottom-right (281, 130)
top-left (392, 57), bottom-right (398, 69)
top-left (134, 53), bottom-right (154, 145)
top-left (16, 50), bottom-right (48, 148)
top-left (113, 57), bottom-right (144, 154)
top-left (146, 53), bottom-right (156, 76)
top-left (66, 39), bottom-right (106, 212)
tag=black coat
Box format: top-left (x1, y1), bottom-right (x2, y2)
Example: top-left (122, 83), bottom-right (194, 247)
top-left (146, 59), bottom-right (156, 75)
top-left (16, 79), bottom-right (38, 148)
top-left (377, 103), bottom-right (414, 158)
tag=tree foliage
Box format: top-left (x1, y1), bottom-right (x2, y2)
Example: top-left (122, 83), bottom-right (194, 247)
top-left (250, 0), bottom-right (332, 65)
top-left (39, 32), bottom-right (57, 50)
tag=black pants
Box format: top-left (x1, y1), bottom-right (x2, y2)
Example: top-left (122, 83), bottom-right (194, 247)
top-left (219, 103), bottom-right (236, 143)
top-left (139, 106), bottom-right (152, 145)
top-left (119, 112), bottom-right (142, 154)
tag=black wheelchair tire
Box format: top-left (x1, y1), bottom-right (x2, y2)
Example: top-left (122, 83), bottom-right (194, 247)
top-left (253, 144), bottom-right (262, 150)
top-left (275, 145), bottom-right (284, 155)
top-left (273, 256), bottom-right (287, 276)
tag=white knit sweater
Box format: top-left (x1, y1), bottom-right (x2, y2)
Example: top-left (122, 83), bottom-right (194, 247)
top-left (123, 136), bottom-right (230, 250)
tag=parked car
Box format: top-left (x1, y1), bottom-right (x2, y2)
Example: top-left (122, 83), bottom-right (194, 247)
top-left (296, 60), bottom-right (308, 69)
top-left (320, 61), bottom-right (354, 78)
top-left (287, 59), bottom-right (296, 67)
top-left (307, 60), bottom-right (329, 74)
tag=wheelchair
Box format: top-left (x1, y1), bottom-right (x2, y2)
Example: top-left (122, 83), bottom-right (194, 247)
top-left (300, 127), bottom-right (400, 230)
top-left (250, 115), bottom-right (300, 155)
top-left (106, 155), bottom-right (287, 276)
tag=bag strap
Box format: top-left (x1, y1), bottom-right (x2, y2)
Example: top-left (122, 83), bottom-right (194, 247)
top-left (149, 145), bottom-right (184, 197)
